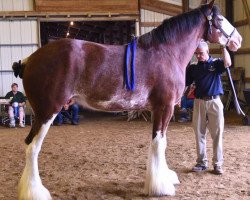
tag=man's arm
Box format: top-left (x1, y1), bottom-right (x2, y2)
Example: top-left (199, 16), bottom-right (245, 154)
top-left (5, 92), bottom-right (11, 99)
top-left (221, 47), bottom-right (232, 68)
top-left (186, 65), bottom-right (194, 86)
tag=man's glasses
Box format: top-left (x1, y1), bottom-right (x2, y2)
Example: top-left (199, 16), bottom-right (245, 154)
top-left (195, 52), bottom-right (205, 56)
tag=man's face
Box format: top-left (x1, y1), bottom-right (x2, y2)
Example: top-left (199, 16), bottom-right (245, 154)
top-left (12, 85), bottom-right (18, 93)
top-left (195, 47), bottom-right (209, 62)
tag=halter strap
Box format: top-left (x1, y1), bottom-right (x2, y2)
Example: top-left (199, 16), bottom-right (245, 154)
top-left (203, 10), bottom-right (235, 45)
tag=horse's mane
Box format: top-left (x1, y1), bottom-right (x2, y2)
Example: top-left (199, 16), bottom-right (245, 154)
top-left (138, 4), bottom-right (221, 48)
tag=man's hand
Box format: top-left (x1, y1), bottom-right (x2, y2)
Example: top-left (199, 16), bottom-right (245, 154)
top-left (221, 47), bottom-right (232, 68)
top-left (63, 104), bottom-right (69, 110)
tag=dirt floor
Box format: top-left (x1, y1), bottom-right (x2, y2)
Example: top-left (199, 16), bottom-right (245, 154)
top-left (0, 111), bottom-right (249, 200)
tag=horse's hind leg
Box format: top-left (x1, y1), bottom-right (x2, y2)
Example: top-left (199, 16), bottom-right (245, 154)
top-left (145, 105), bottom-right (180, 196)
top-left (18, 114), bottom-right (57, 200)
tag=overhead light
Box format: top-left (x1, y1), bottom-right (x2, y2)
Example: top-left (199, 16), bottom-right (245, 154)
top-left (70, 21), bottom-right (74, 26)
top-left (66, 32), bottom-right (70, 37)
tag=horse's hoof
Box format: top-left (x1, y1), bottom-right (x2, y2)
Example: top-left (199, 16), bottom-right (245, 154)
top-left (18, 182), bottom-right (52, 200)
top-left (144, 180), bottom-right (176, 196)
top-left (168, 169), bottom-right (180, 185)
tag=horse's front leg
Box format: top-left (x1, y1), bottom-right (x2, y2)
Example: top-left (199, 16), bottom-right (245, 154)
top-left (145, 105), bottom-right (180, 196)
top-left (18, 114), bottom-right (57, 200)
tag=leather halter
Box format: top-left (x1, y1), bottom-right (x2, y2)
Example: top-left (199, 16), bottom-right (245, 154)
top-left (205, 12), bottom-right (235, 46)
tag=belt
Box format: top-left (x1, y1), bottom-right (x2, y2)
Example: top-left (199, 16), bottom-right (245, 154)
top-left (197, 95), bottom-right (220, 101)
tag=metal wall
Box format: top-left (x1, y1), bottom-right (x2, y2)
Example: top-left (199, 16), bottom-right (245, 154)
top-left (234, 0), bottom-right (250, 87)
top-left (0, 0), bottom-right (37, 96)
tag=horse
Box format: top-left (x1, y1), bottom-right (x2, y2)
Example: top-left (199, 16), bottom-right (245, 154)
top-left (13, 1), bottom-right (242, 199)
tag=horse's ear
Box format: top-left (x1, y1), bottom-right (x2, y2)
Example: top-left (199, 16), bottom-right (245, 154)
top-left (208, 0), bottom-right (215, 9)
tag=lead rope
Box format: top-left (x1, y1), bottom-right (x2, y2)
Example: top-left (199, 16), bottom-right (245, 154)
top-left (226, 68), bottom-right (245, 116)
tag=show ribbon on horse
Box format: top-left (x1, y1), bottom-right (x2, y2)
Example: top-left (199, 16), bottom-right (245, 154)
top-left (124, 38), bottom-right (137, 91)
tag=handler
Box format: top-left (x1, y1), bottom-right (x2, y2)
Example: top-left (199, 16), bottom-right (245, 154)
top-left (186, 41), bottom-right (231, 175)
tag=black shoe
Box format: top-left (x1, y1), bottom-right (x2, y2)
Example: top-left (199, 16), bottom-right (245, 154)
top-left (54, 122), bottom-right (62, 126)
top-left (192, 164), bottom-right (207, 172)
top-left (63, 118), bottom-right (71, 124)
top-left (71, 121), bottom-right (78, 125)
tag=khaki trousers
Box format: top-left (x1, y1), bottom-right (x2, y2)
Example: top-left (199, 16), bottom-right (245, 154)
top-left (192, 97), bottom-right (224, 167)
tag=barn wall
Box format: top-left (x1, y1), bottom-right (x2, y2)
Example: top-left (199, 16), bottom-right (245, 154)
top-left (0, 0), bottom-right (37, 96)
top-left (234, 0), bottom-right (250, 88)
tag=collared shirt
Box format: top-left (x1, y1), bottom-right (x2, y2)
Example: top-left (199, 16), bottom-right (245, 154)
top-left (5, 91), bottom-right (26, 104)
top-left (186, 56), bottom-right (226, 98)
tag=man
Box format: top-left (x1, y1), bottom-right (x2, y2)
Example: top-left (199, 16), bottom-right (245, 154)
top-left (178, 83), bottom-right (196, 122)
top-left (5, 83), bottom-right (26, 128)
top-left (186, 41), bottom-right (231, 175)
top-left (54, 98), bottom-right (79, 126)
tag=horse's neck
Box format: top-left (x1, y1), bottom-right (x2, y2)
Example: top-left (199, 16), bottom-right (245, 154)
top-left (163, 22), bottom-right (206, 69)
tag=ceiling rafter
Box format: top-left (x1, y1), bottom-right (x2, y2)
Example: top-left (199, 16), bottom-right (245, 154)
top-left (140, 0), bottom-right (182, 16)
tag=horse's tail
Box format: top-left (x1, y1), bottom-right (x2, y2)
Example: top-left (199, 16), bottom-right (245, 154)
top-left (12, 57), bottom-right (28, 79)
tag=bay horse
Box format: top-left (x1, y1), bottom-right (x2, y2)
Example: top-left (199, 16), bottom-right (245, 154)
top-left (14, 1), bottom-right (242, 199)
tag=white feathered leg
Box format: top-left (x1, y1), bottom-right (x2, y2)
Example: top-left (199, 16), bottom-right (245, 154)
top-left (18, 114), bottom-right (57, 200)
top-left (145, 131), bottom-right (180, 196)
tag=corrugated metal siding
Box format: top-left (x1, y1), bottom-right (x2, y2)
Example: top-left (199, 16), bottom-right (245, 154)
top-left (234, 0), bottom-right (250, 87)
top-left (0, 20), bottom-right (38, 96)
top-left (140, 9), bottom-right (171, 35)
top-left (0, 0), bottom-right (35, 96)
top-left (0, 0), bottom-right (33, 11)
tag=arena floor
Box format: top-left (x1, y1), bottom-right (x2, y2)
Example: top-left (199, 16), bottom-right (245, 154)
top-left (0, 111), bottom-right (249, 200)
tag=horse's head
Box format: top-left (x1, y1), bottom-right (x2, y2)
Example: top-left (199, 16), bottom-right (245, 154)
top-left (202, 0), bottom-right (242, 52)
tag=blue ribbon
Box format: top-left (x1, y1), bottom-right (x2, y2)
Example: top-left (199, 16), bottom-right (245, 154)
top-left (125, 38), bottom-right (137, 91)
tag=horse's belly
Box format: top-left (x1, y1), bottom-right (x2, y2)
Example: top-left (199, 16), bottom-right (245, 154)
top-left (78, 91), bottom-right (150, 112)
top-left (97, 96), bottom-right (150, 111)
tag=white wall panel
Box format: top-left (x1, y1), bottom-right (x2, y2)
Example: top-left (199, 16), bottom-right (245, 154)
top-left (237, 26), bottom-right (250, 48)
top-left (0, 47), bottom-right (12, 70)
top-left (10, 21), bottom-right (22, 44)
top-left (0, 19), bottom-right (38, 96)
top-left (23, 0), bottom-right (34, 11)
top-left (234, 0), bottom-right (246, 21)
top-left (234, 55), bottom-right (250, 88)
top-left (2, 0), bottom-right (12, 11)
top-left (1, 73), bottom-right (13, 95)
top-left (32, 46), bottom-right (38, 53)
top-left (11, 47), bottom-right (22, 62)
top-left (21, 21), bottom-right (32, 43)
top-left (13, 0), bottom-right (23, 11)
top-left (189, 0), bottom-right (201, 9)
top-left (31, 21), bottom-right (38, 43)
top-left (0, 0), bottom-right (33, 11)
top-left (0, 21), bottom-right (11, 44)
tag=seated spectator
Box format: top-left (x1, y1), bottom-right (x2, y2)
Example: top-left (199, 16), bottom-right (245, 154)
top-left (54, 98), bottom-right (79, 125)
top-left (5, 83), bottom-right (26, 128)
top-left (178, 83), bottom-right (195, 122)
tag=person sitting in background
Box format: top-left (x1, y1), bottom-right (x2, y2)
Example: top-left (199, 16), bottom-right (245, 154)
top-left (178, 83), bottom-right (196, 122)
top-left (54, 98), bottom-right (79, 125)
top-left (5, 83), bottom-right (26, 128)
